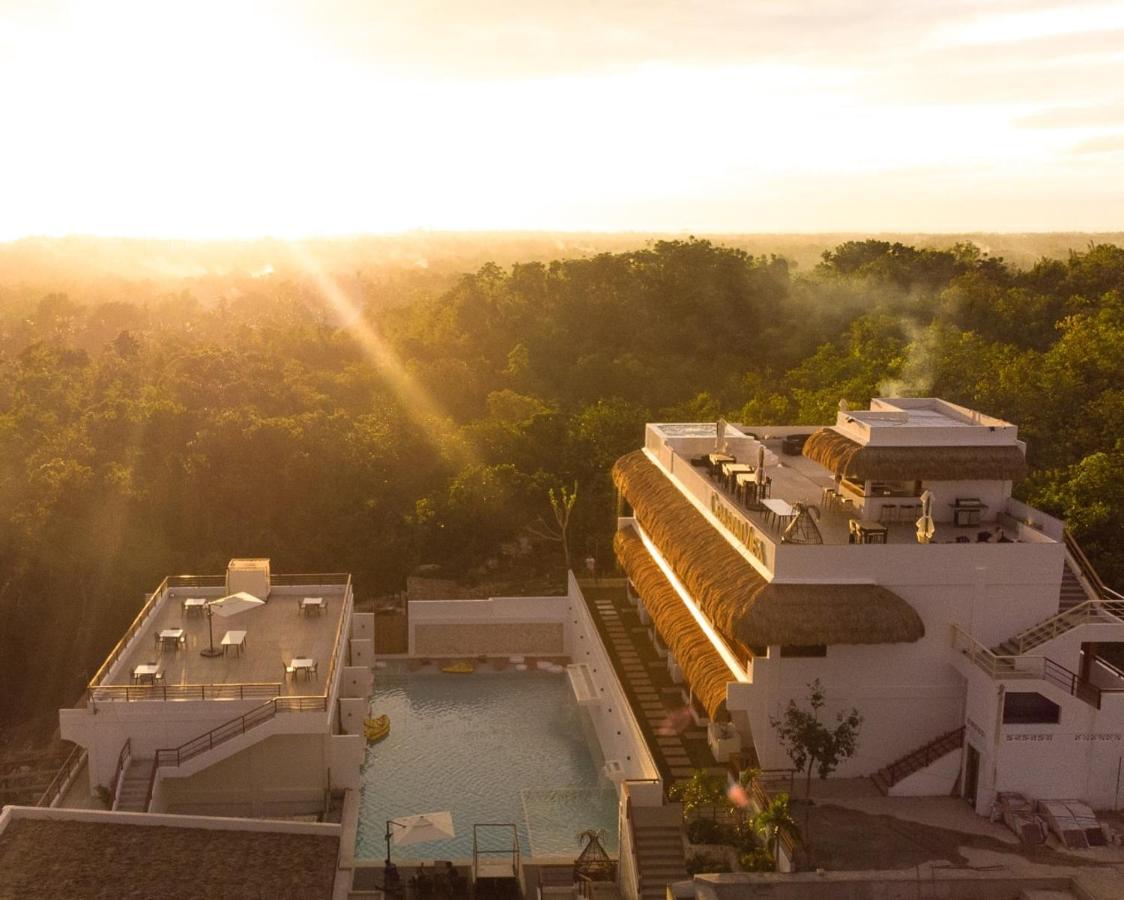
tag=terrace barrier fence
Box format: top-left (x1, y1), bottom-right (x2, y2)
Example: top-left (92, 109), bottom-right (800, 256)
top-left (951, 625), bottom-right (1102, 709)
top-left (35, 744), bottom-right (87, 808)
top-left (86, 573), bottom-right (353, 704)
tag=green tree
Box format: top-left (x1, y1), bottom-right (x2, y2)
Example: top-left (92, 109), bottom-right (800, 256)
top-left (770, 679), bottom-right (863, 800)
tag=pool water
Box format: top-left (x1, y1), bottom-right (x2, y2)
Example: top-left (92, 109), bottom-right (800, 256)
top-left (356, 666), bottom-right (619, 861)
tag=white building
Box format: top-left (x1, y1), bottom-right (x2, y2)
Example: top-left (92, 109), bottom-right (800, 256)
top-left (612, 398), bottom-right (1124, 813)
top-left (58, 559), bottom-right (372, 817)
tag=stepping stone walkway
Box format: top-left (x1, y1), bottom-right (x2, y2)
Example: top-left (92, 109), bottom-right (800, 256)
top-left (581, 585), bottom-right (721, 789)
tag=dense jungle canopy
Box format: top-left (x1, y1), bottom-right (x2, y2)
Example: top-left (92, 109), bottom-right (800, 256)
top-left (1, 236), bottom-right (1122, 728)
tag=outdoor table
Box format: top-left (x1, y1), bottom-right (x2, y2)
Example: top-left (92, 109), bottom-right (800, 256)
top-left (300, 596), bottom-right (326, 616)
top-left (289, 657), bottom-right (316, 680)
top-left (132, 663), bottom-right (159, 685)
top-left (156, 628), bottom-right (185, 651)
top-left (721, 462), bottom-right (754, 491)
top-left (856, 520), bottom-right (888, 544)
top-left (182, 597), bottom-right (207, 617)
top-left (706, 452), bottom-right (735, 477)
top-left (221, 629), bottom-right (247, 656)
top-left (761, 497), bottom-right (795, 529)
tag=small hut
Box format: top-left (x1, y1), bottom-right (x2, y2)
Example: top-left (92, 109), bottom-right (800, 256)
top-left (574, 829), bottom-right (616, 883)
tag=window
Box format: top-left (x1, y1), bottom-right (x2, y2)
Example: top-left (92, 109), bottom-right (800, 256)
top-left (780, 645), bottom-right (827, 658)
top-left (1003, 692), bottom-right (1060, 725)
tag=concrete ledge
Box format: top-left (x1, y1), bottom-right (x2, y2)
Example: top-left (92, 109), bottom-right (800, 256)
top-left (0, 804), bottom-right (340, 837)
top-left (693, 869), bottom-right (1081, 900)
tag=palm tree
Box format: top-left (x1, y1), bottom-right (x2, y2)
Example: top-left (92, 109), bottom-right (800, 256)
top-left (753, 792), bottom-right (800, 860)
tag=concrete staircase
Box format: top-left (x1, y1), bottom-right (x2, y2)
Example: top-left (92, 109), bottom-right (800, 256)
top-left (1058, 561), bottom-right (1088, 613)
top-left (872, 727), bottom-right (964, 796)
top-left (114, 758), bottom-right (154, 812)
top-left (631, 805), bottom-right (689, 900)
top-left (991, 598), bottom-right (1124, 659)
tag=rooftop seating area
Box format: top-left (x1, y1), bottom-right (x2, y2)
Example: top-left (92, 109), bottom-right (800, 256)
top-left (91, 576), bottom-right (350, 701)
top-left (679, 443), bottom-right (1027, 547)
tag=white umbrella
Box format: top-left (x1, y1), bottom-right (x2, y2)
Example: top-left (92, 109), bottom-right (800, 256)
top-left (716, 418), bottom-right (727, 453)
top-left (916, 490), bottom-right (936, 544)
top-left (208, 591), bottom-right (265, 617)
top-left (385, 811), bottom-right (455, 864)
top-left (200, 592), bottom-right (265, 657)
top-left (390, 811), bottom-right (455, 846)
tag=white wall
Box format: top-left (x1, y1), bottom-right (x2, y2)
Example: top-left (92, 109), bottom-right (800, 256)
top-left (155, 731), bottom-right (356, 816)
top-left (566, 575), bottom-right (662, 784)
top-left (738, 642), bottom-right (965, 778)
top-left (957, 654), bottom-right (1124, 812)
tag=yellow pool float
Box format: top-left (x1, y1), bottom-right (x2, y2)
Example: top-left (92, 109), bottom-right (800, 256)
top-left (440, 659), bottom-right (475, 674)
top-left (364, 714), bottom-right (390, 743)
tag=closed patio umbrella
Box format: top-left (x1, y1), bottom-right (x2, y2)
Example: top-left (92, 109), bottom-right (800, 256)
top-left (916, 491), bottom-right (936, 544)
top-left (200, 592), bottom-right (265, 657)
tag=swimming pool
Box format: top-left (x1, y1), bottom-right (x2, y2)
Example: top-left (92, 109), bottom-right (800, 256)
top-left (356, 665), bottom-right (619, 861)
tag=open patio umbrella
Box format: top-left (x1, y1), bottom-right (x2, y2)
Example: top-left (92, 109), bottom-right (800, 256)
top-left (200, 591), bottom-right (265, 657)
top-left (385, 811), bottom-right (455, 865)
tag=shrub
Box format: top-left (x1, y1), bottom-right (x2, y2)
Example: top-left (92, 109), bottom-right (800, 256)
top-left (737, 848), bottom-right (775, 872)
top-left (685, 851), bottom-right (731, 875)
top-left (686, 817), bottom-right (721, 845)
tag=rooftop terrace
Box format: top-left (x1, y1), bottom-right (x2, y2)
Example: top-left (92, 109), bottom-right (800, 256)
top-left (89, 574), bottom-right (352, 703)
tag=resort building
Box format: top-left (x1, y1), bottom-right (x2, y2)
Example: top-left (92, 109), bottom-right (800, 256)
top-left (56, 559), bottom-right (372, 818)
top-left (612, 398), bottom-right (1124, 814)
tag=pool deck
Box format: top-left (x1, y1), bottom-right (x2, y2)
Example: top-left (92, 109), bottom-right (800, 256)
top-left (582, 584), bottom-right (726, 785)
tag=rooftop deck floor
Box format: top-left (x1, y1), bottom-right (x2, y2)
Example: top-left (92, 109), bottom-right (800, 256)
top-left (107, 584), bottom-right (349, 697)
top-left (690, 447), bottom-right (1010, 546)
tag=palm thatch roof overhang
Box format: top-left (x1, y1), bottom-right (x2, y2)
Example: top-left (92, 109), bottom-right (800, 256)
top-left (614, 527), bottom-right (732, 722)
top-left (802, 427), bottom-right (1028, 482)
top-left (612, 450), bottom-right (925, 647)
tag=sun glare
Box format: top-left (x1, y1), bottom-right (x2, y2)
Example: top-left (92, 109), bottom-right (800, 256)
top-left (0, 2), bottom-right (1121, 236)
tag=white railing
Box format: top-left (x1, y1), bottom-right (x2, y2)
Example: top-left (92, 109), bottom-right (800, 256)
top-left (950, 625), bottom-right (1102, 708)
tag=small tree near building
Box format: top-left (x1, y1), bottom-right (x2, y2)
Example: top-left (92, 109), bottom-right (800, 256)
top-left (769, 679), bottom-right (863, 800)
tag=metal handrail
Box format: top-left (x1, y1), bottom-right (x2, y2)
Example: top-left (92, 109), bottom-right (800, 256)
top-left (951, 625), bottom-right (1101, 708)
top-left (91, 681), bottom-right (284, 703)
top-left (109, 738), bottom-right (132, 810)
top-left (270, 572), bottom-right (352, 586)
top-left (1012, 599), bottom-right (1124, 654)
top-left (87, 577), bottom-right (171, 691)
top-left (144, 693), bottom-right (329, 811)
top-left (1065, 531), bottom-right (1124, 601)
top-left (36, 745), bottom-right (86, 808)
top-left (885, 727), bottom-right (964, 785)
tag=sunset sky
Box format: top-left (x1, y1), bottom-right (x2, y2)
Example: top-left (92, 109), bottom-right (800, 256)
top-left (1, 0), bottom-right (1122, 238)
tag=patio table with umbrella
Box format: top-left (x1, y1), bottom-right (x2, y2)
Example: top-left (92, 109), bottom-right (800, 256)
top-left (385, 810), bottom-right (456, 866)
top-left (199, 591), bottom-right (265, 658)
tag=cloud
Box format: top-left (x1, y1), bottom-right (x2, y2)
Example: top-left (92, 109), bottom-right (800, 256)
top-left (1069, 133), bottom-right (1124, 155)
top-left (1017, 97), bottom-right (1124, 129)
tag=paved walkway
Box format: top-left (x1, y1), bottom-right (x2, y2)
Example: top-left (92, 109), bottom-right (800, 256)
top-left (583, 585), bottom-right (724, 786)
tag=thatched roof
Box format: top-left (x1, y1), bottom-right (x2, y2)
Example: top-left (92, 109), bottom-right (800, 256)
top-left (615, 527), bottom-right (732, 721)
top-left (802, 428), bottom-right (1028, 482)
top-left (612, 451), bottom-right (924, 647)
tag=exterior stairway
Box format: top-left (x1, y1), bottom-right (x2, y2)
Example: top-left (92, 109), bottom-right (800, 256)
top-left (1058, 561), bottom-right (1088, 613)
top-left (631, 804), bottom-right (689, 900)
top-left (114, 758), bottom-right (154, 812)
top-left (872, 727), bottom-right (964, 796)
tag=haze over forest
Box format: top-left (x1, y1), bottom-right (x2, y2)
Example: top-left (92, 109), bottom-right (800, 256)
top-left (1, 231), bottom-right (1122, 737)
